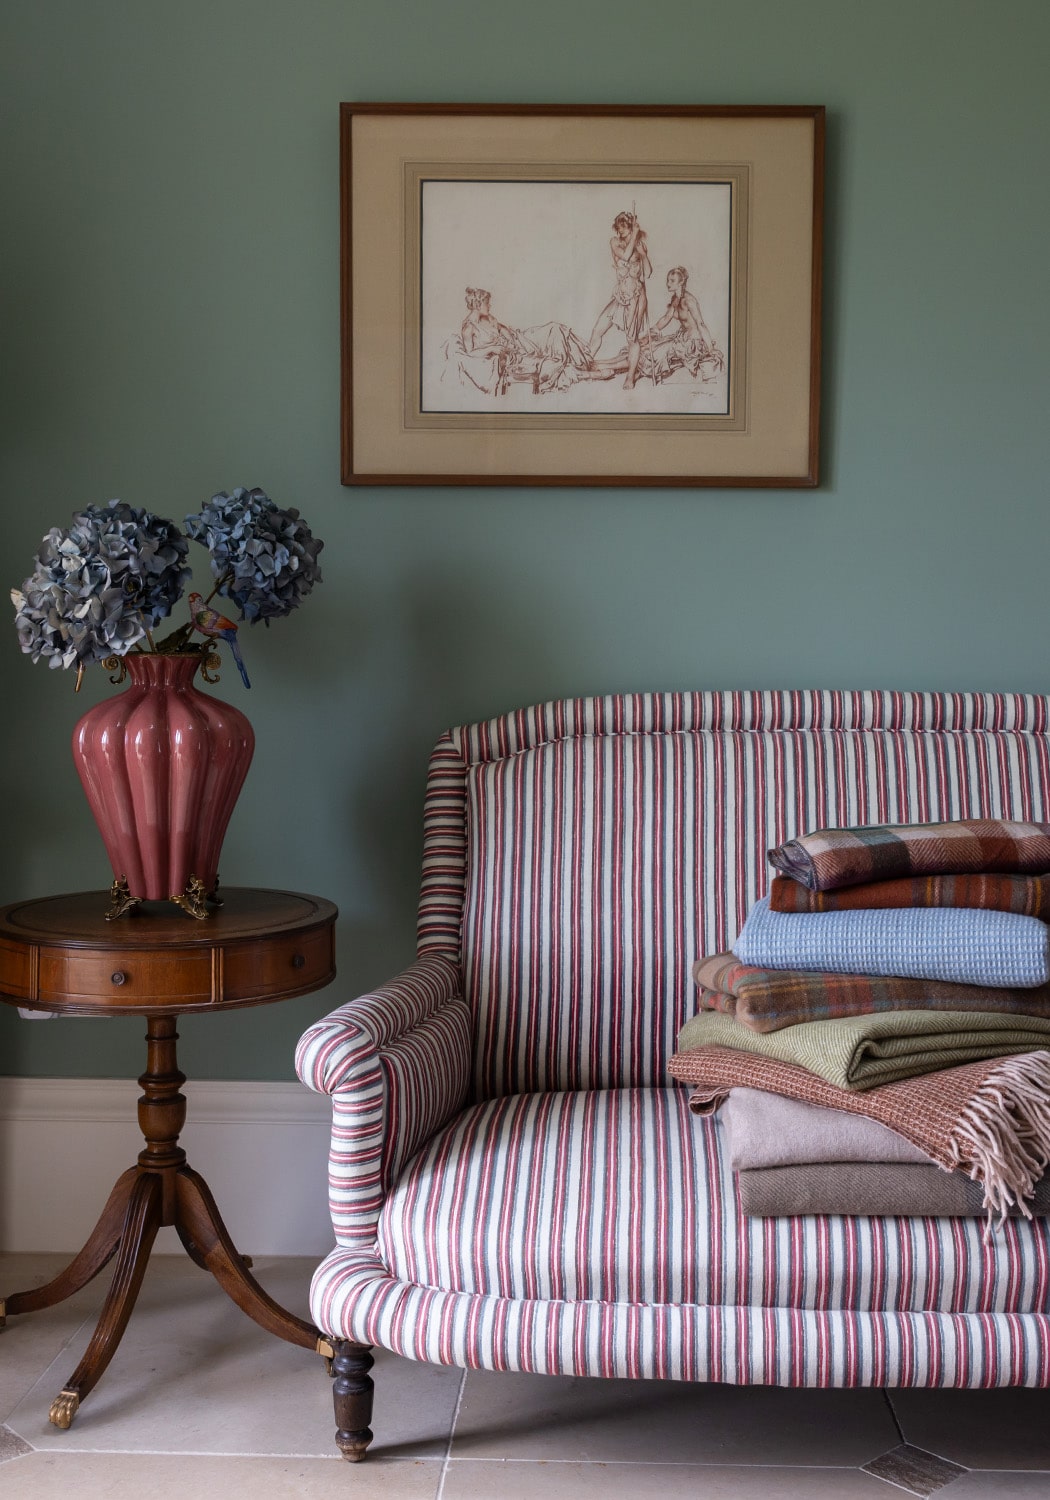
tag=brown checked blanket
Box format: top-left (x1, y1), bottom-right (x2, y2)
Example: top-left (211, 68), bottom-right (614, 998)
top-left (768, 818), bottom-right (1050, 892)
top-left (693, 952), bottom-right (1050, 1034)
top-left (668, 1043), bottom-right (1050, 1221)
top-left (769, 871), bottom-right (1050, 919)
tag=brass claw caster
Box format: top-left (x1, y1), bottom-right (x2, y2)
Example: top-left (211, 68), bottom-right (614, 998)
top-left (49, 1389), bottom-right (80, 1429)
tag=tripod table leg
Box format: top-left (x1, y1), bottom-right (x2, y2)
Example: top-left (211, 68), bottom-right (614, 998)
top-left (174, 1166), bottom-right (322, 1352)
top-left (48, 1171), bottom-right (162, 1428)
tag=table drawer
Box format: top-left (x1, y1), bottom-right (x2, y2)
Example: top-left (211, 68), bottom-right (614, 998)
top-left (0, 936), bottom-right (35, 1002)
top-left (37, 949), bottom-right (213, 1009)
top-left (222, 924), bottom-right (334, 1004)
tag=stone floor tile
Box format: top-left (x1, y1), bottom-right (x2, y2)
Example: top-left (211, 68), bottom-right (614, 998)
top-left (0, 1449), bottom-right (442, 1499)
top-left (861, 1442), bottom-right (968, 1497)
top-left (450, 1368), bottom-right (899, 1466)
top-left (0, 1426), bottom-right (31, 1463)
top-left (441, 1460), bottom-right (898, 1499)
top-left (888, 1387), bottom-right (1050, 1471)
top-left (935, 1473), bottom-right (1050, 1499)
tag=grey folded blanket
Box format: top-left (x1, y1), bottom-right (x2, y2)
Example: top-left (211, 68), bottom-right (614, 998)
top-left (736, 1162), bottom-right (1050, 1218)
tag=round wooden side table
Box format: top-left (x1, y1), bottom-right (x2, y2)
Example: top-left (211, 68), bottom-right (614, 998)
top-left (0, 887), bottom-right (338, 1429)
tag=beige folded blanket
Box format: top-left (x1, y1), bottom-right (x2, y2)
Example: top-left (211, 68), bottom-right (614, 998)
top-left (720, 1087), bottom-right (933, 1170)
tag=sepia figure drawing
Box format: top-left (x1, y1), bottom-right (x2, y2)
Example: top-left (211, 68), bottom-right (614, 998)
top-left (430, 191), bottom-right (730, 410)
top-left (443, 287), bottom-right (605, 396)
top-left (638, 266), bottom-right (725, 384)
top-left (586, 210), bottom-right (653, 389)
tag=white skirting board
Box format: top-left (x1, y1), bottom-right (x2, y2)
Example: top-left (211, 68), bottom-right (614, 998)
top-left (0, 1077), bottom-right (335, 1257)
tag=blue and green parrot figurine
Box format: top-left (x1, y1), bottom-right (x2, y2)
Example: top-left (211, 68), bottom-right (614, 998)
top-left (188, 592), bottom-right (251, 689)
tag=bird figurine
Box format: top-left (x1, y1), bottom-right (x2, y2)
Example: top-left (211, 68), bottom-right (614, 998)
top-left (188, 592), bottom-right (251, 688)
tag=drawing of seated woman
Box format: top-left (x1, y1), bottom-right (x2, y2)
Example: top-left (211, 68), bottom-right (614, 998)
top-left (443, 288), bottom-right (604, 396)
top-left (639, 267), bottom-right (725, 384)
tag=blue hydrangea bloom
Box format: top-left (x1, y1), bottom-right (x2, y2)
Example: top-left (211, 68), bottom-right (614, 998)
top-left (183, 487), bottom-right (324, 624)
top-left (11, 501), bottom-right (190, 668)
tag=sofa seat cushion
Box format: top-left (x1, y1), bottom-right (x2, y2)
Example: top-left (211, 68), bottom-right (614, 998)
top-left (378, 1086), bottom-right (702, 1304)
top-left (376, 1085), bottom-right (1050, 1314)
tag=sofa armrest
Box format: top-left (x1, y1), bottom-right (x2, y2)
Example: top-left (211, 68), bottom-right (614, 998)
top-left (296, 953), bottom-right (464, 1091)
top-left (296, 954), bottom-right (471, 1247)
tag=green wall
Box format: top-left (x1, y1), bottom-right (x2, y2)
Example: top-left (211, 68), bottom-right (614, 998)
top-left (2, 0), bottom-right (1048, 1081)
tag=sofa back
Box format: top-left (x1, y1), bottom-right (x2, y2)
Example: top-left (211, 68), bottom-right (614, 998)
top-left (416, 692), bottom-right (1050, 1099)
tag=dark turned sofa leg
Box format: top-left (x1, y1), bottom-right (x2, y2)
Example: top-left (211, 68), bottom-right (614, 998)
top-left (331, 1339), bottom-right (375, 1461)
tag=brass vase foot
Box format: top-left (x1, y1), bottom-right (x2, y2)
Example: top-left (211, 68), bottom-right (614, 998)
top-left (170, 875), bottom-right (213, 921)
top-left (105, 878), bottom-right (142, 921)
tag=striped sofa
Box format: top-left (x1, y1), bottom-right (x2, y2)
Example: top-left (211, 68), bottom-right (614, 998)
top-left (296, 691), bottom-right (1050, 1461)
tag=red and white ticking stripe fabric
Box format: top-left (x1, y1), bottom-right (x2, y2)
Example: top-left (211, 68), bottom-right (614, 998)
top-left (300, 691), bottom-right (1050, 1386)
top-left (296, 955), bottom-right (470, 1247)
top-left (376, 1087), bottom-right (1050, 1315)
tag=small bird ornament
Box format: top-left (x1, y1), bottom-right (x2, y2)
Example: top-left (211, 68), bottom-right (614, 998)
top-left (188, 593), bottom-right (251, 688)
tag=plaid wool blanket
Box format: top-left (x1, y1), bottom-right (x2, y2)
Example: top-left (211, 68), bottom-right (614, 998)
top-left (768, 818), bottom-right (1050, 892)
top-left (769, 871), bottom-right (1050, 919)
top-left (675, 1007), bottom-right (1050, 1090)
top-left (734, 895), bottom-right (1050, 987)
top-left (668, 1043), bottom-right (1050, 1220)
top-left (693, 952), bottom-right (1050, 1033)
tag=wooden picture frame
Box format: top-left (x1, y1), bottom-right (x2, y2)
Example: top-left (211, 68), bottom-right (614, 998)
top-left (341, 103), bottom-right (824, 488)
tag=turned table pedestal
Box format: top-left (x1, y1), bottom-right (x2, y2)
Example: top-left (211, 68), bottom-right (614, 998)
top-left (0, 887), bottom-right (338, 1428)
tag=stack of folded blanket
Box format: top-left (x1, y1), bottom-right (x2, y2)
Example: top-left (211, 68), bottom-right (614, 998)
top-left (668, 818), bottom-right (1050, 1224)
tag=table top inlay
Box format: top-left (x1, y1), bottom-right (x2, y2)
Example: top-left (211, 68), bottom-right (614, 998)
top-left (0, 888), bottom-right (336, 949)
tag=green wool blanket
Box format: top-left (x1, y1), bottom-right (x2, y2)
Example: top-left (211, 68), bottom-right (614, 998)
top-left (676, 1007), bottom-right (1050, 1090)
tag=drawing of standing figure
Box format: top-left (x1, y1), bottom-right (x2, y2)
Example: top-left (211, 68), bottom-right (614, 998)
top-left (587, 210), bottom-right (652, 389)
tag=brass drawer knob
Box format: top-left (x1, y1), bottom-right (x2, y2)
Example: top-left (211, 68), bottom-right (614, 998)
top-left (111, 971), bottom-right (128, 986)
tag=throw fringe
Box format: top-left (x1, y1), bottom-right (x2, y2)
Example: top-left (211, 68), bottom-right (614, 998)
top-left (948, 1051), bottom-right (1050, 1230)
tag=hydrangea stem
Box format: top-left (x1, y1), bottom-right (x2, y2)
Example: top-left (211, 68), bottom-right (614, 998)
top-left (203, 573), bottom-right (233, 607)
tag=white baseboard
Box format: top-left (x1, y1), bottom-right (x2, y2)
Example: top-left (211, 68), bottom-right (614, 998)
top-left (0, 1077), bottom-right (335, 1257)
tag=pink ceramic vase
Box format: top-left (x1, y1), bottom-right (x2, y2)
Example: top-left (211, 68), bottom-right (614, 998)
top-left (72, 652), bottom-right (254, 905)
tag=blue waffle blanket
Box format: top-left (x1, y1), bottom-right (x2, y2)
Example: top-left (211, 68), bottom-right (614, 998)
top-left (733, 896), bottom-right (1050, 988)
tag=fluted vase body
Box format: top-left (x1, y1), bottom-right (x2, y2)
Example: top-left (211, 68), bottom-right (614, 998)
top-left (72, 653), bottom-right (254, 902)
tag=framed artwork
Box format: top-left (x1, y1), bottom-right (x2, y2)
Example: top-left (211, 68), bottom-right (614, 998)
top-left (341, 103), bottom-right (824, 488)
